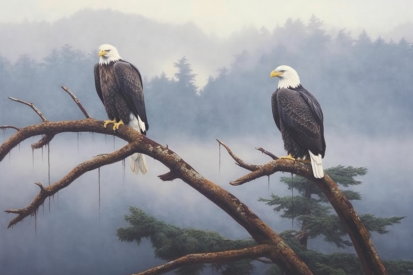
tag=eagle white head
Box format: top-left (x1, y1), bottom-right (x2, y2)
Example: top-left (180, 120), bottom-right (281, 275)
top-left (98, 44), bottom-right (122, 65)
top-left (270, 65), bottom-right (301, 89)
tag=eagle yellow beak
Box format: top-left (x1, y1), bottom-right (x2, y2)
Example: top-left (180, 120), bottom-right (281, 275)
top-left (98, 50), bottom-right (107, 57)
top-left (270, 70), bottom-right (283, 78)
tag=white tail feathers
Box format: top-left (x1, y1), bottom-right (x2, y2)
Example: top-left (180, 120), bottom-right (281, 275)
top-left (128, 113), bottom-right (148, 175)
top-left (130, 153), bottom-right (148, 174)
top-left (308, 150), bottom-right (324, 178)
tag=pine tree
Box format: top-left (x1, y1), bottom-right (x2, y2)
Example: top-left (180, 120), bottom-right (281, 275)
top-left (117, 166), bottom-right (413, 275)
top-left (117, 207), bottom-right (256, 275)
top-left (173, 56), bottom-right (197, 93)
top-left (259, 166), bottom-right (411, 275)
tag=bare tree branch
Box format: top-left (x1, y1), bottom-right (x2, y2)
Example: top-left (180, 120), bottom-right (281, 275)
top-left (0, 125), bottom-right (20, 131)
top-left (8, 97), bottom-right (48, 122)
top-left (134, 244), bottom-right (271, 275)
top-left (31, 134), bottom-right (56, 149)
top-left (256, 147), bottom-right (278, 160)
top-left (219, 141), bottom-right (388, 275)
top-left (216, 139), bottom-right (260, 171)
top-left (0, 119), bottom-right (313, 275)
top-left (5, 141), bottom-right (137, 228)
top-left (61, 86), bottom-right (90, 118)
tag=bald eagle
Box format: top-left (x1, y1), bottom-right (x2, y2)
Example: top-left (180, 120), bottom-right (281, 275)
top-left (94, 44), bottom-right (148, 174)
top-left (270, 65), bottom-right (325, 178)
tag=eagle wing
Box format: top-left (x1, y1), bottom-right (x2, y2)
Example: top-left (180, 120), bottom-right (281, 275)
top-left (113, 61), bottom-right (149, 132)
top-left (277, 88), bottom-right (325, 156)
top-left (94, 64), bottom-right (104, 104)
top-left (271, 91), bottom-right (281, 130)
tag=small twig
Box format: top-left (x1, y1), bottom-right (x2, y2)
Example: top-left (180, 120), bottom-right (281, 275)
top-left (0, 125), bottom-right (20, 131)
top-left (8, 97), bottom-right (47, 122)
top-left (256, 147), bottom-right (278, 160)
top-left (134, 244), bottom-right (271, 275)
top-left (159, 170), bottom-right (180, 181)
top-left (216, 139), bottom-right (260, 171)
top-left (34, 182), bottom-right (46, 192)
top-left (31, 134), bottom-right (56, 149)
top-left (61, 86), bottom-right (91, 118)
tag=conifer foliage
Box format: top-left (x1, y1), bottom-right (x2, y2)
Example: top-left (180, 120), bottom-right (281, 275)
top-left (117, 166), bottom-right (413, 275)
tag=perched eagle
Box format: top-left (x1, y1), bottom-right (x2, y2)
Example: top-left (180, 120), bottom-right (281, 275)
top-left (94, 44), bottom-right (149, 174)
top-left (270, 65), bottom-right (325, 178)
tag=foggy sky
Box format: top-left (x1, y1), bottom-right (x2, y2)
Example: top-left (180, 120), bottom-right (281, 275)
top-left (1, 0), bottom-right (412, 39)
top-left (1, 2), bottom-right (413, 275)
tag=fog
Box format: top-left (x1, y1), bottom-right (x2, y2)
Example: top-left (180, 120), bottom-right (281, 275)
top-left (0, 6), bottom-right (412, 275)
top-left (0, 131), bottom-right (412, 274)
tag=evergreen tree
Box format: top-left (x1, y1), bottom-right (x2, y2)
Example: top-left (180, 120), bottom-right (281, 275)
top-left (174, 56), bottom-right (197, 93)
top-left (117, 207), bottom-right (255, 275)
top-left (117, 166), bottom-right (413, 275)
top-left (259, 166), bottom-right (411, 274)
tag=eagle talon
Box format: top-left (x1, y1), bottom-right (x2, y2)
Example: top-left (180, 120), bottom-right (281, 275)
top-left (280, 154), bottom-right (296, 161)
top-left (103, 119), bottom-right (117, 128)
top-left (112, 119), bottom-right (124, 131)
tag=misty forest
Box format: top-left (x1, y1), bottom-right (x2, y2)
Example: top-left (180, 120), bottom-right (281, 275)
top-left (0, 10), bottom-right (413, 275)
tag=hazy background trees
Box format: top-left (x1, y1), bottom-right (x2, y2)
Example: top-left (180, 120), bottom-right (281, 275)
top-left (0, 10), bottom-right (412, 275)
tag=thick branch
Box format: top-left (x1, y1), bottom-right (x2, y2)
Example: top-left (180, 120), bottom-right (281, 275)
top-left (221, 142), bottom-right (387, 275)
top-left (61, 86), bottom-right (90, 118)
top-left (0, 120), bottom-right (312, 275)
top-left (8, 97), bottom-right (47, 122)
top-left (135, 244), bottom-right (271, 275)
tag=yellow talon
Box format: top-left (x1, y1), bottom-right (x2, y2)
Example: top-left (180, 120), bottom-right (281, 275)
top-left (112, 119), bottom-right (124, 131)
top-left (103, 119), bottom-right (117, 128)
top-left (280, 154), bottom-right (296, 161)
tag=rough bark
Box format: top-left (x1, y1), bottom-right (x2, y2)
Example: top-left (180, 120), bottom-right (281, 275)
top-left (0, 118), bottom-right (312, 275)
top-left (220, 141), bottom-right (387, 275)
top-left (134, 245), bottom-right (271, 275)
top-left (0, 92), bottom-right (387, 275)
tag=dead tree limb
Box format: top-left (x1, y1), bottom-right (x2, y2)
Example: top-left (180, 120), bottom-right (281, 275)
top-left (219, 141), bottom-right (387, 275)
top-left (5, 141), bottom-right (137, 227)
top-left (216, 139), bottom-right (260, 171)
top-left (0, 119), bottom-right (312, 275)
top-left (135, 244), bottom-right (271, 275)
top-left (61, 86), bottom-right (90, 118)
top-left (0, 125), bottom-right (20, 131)
top-left (8, 97), bottom-right (48, 122)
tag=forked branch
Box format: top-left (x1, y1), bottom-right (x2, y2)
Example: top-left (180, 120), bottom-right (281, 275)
top-left (0, 118), bottom-right (312, 275)
top-left (218, 140), bottom-right (387, 275)
top-left (5, 141), bottom-right (138, 228)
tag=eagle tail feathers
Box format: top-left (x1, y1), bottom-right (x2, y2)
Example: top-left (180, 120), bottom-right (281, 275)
top-left (130, 153), bottom-right (148, 174)
top-left (308, 150), bottom-right (324, 178)
top-left (128, 113), bottom-right (148, 175)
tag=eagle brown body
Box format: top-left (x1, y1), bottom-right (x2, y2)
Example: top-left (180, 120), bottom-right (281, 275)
top-left (94, 44), bottom-right (149, 174)
top-left (271, 85), bottom-right (325, 159)
top-left (270, 65), bottom-right (326, 178)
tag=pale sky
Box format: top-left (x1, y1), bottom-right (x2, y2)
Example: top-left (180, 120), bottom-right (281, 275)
top-left (1, 0), bottom-right (412, 37)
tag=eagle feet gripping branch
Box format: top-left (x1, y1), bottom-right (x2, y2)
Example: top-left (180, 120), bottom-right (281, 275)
top-left (279, 154), bottom-right (296, 161)
top-left (103, 119), bottom-right (124, 131)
